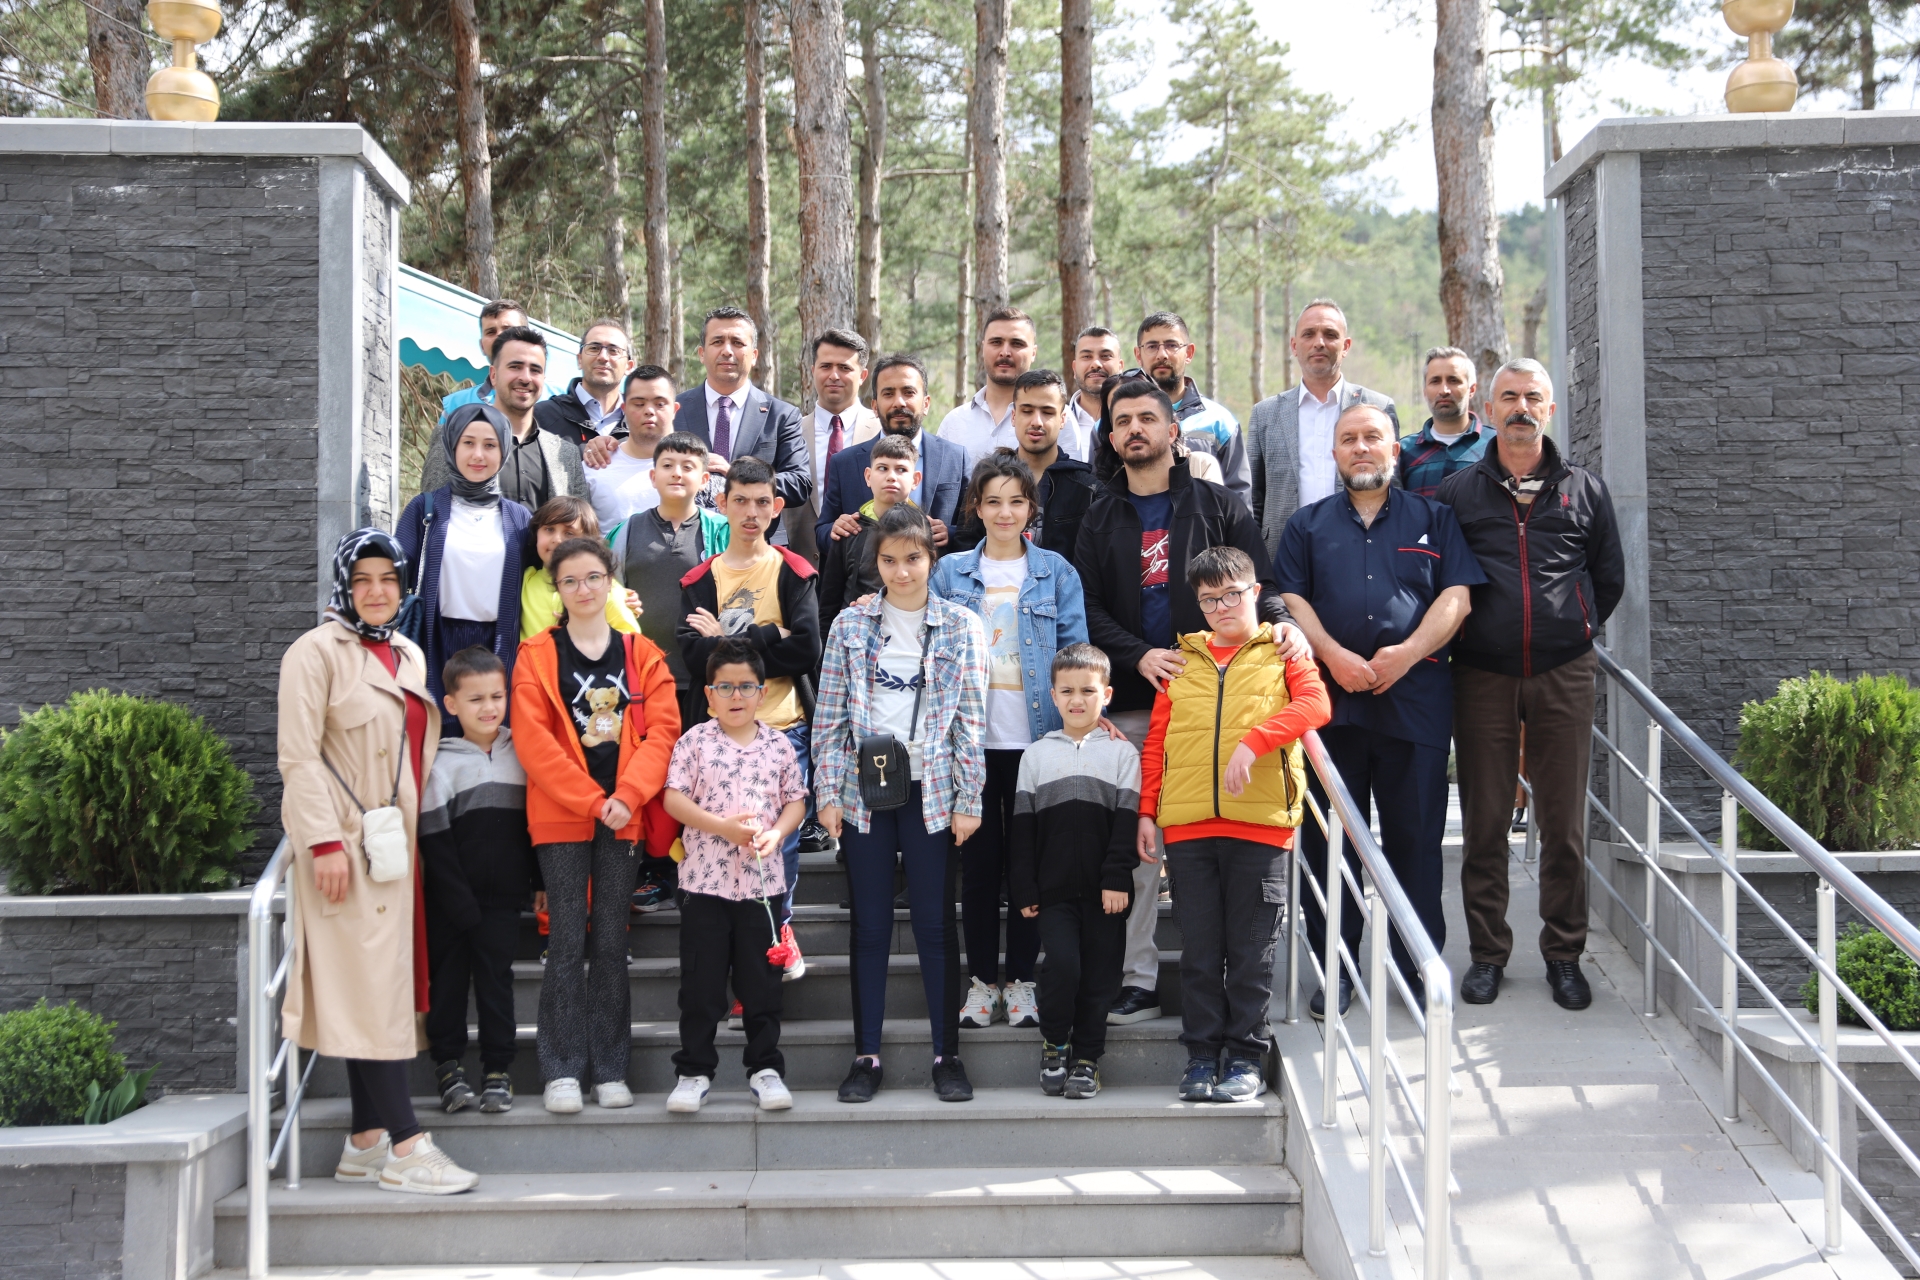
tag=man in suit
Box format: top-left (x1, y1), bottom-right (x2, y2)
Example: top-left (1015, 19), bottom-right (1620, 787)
top-left (789, 327), bottom-right (884, 565)
top-left (1246, 298), bottom-right (1399, 561)
top-left (672, 305), bottom-right (812, 546)
top-left (815, 352), bottom-right (968, 550)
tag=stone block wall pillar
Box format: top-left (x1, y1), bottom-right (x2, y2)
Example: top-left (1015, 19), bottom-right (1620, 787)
top-left (0, 122), bottom-right (411, 848)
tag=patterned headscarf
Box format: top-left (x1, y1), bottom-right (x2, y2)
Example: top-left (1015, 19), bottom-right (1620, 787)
top-left (442, 403), bottom-right (510, 506)
top-left (324, 528), bottom-right (409, 641)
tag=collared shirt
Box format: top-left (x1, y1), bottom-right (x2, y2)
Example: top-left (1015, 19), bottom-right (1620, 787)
top-left (812, 403), bottom-right (858, 494)
top-left (705, 381), bottom-right (758, 456)
top-left (1273, 487), bottom-right (1486, 750)
top-left (1062, 397), bottom-right (1099, 464)
top-left (574, 382), bottom-right (623, 436)
top-left (498, 426), bottom-right (551, 510)
top-left (936, 388), bottom-right (1016, 465)
top-left (1397, 415), bottom-right (1494, 498)
top-left (1297, 379), bottom-right (1346, 507)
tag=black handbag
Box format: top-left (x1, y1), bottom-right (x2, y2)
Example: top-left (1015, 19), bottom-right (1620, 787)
top-left (394, 491), bottom-right (434, 647)
top-left (857, 626), bottom-right (932, 812)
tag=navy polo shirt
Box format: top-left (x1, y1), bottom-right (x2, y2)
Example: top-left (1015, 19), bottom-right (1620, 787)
top-left (1273, 488), bottom-right (1486, 750)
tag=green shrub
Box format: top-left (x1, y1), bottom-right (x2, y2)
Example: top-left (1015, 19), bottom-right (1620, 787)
top-left (1803, 924), bottom-right (1920, 1031)
top-left (0, 1000), bottom-right (127, 1126)
top-left (1735, 672), bottom-right (1920, 853)
top-left (82, 1065), bottom-right (156, 1125)
top-left (0, 689), bottom-right (254, 894)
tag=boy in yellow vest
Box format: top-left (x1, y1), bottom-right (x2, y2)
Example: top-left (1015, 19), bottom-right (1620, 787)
top-left (1138, 546), bottom-right (1331, 1102)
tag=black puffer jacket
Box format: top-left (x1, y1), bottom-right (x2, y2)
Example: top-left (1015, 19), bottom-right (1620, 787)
top-left (1435, 433), bottom-right (1625, 678)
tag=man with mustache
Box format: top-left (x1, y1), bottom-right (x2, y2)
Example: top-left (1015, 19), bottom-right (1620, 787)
top-left (814, 353), bottom-right (969, 550)
top-left (1398, 346), bottom-right (1493, 497)
top-left (1066, 326), bottom-right (1126, 463)
top-left (1129, 312), bottom-right (1250, 503)
top-left (1275, 404), bottom-right (1484, 1018)
top-left (938, 307), bottom-right (1039, 465)
top-left (1436, 359), bottom-right (1625, 1012)
top-left (671, 307), bottom-right (811, 547)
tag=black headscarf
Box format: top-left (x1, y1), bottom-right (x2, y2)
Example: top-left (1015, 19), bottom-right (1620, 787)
top-left (442, 403), bottom-right (511, 506)
top-left (324, 528), bottom-right (409, 642)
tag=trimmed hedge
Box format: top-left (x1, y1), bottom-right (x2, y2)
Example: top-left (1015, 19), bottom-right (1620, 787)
top-left (1735, 672), bottom-right (1920, 853)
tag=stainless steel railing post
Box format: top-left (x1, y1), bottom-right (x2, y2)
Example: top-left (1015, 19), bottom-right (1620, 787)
top-left (1644, 723), bottom-right (1661, 1018)
top-left (1721, 789), bottom-right (1739, 1124)
top-left (1367, 887), bottom-right (1388, 1257)
top-left (1321, 816), bottom-right (1344, 1128)
top-left (1424, 965), bottom-right (1453, 1280)
top-left (1819, 879), bottom-right (1841, 1253)
top-left (1284, 842), bottom-right (1301, 1025)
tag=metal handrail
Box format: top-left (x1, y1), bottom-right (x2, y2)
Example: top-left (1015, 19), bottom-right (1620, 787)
top-left (1589, 642), bottom-right (1920, 1269)
top-left (245, 837), bottom-right (312, 1279)
top-left (1283, 728), bottom-right (1454, 1277)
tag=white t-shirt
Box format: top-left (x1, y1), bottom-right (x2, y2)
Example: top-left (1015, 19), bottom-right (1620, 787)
top-left (873, 599), bottom-right (930, 779)
top-left (440, 497), bottom-right (505, 622)
top-left (585, 449), bottom-right (659, 531)
top-left (979, 553), bottom-right (1031, 750)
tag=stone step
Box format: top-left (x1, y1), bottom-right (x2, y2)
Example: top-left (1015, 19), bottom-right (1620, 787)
top-left (288, 1086), bottom-right (1283, 1179)
top-left (213, 1162), bottom-right (1300, 1265)
top-left (304, 1013), bottom-right (1200, 1097)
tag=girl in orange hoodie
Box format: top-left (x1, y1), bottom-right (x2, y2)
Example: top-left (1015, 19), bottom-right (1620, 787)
top-left (512, 537), bottom-right (680, 1114)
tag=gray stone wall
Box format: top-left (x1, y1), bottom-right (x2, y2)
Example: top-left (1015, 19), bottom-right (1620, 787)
top-left (0, 1164), bottom-right (124, 1280)
top-left (1852, 1061), bottom-right (1920, 1273)
top-left (1561, 169), bottom-right (1602, 475)
top-left (359, 186), bottom-right (396, 531)
top-left (0, 913), bottom-right (240, 1092)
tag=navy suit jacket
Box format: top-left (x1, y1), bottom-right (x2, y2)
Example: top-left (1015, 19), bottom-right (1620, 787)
top-left (814, 430), bottom-right (968, 550)
top-left (673, 384), bottom-right (812, 545)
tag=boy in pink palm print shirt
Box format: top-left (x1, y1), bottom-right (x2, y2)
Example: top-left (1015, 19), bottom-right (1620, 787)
top-left (661, 640), bottom-right (807, 1112)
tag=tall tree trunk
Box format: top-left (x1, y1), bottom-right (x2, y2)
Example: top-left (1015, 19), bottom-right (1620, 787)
top-left (856, 15), bottom-right (887, 355)
top-left (1205, 216), bottom-right (1220, 398)
top-left (1099, 269), bottom-right (1112, 329)
top-left (1281, 277), bottom-right (1293, 387)
top-left (1860, 14), bottom-right (1877, 109)
top-left (85, 0), bottom-right (149, 119)
top-left (1250, 219), bottom-right (1265, 405)
top-left (1057, 0), bottom-right (1096, 371)
top-left (640, 0), bottom-right (670, 362)
top-left (791, 0), bottom-right (859, 375)
top-left (744, 0), bottom-right (777, 392)
top-left (600, 114), bottom-right (632, 334)
top-left (970, 0), bottom-right (1011, 330)
top-left (450, 0), bottom-right (499, 297)
top-left (1432, 0), bottom-right (1508, 380)
top-left (954, 129), bottom-right (975, 403)
top-left (669, 248), bottom-right (686, 385)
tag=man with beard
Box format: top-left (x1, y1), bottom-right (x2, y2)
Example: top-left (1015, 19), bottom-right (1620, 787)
top-left (1074, 377), bottom-right (1307, 1027)
top-left (1275, 405), bottom-right (1484, 1017)
top-left (440, 298), bottom-right (526, 425)
top-left (1129, 312), bottom-right (1250, 504)
top-left (1398, 346), bottom-right (1493, 497)
top-left (538, 319), bottom-right (636, 454)
top-left (939, 307), bottom-right (1039, 464)
top-left (815, 353), bottom-right (969, 550)
top-left (1437, 359), bottom-right (1624, 1012)
top-left (1247, 299), bottom-right (1398, 562)
top-left (1067, 326), bottom-right (1125, 463)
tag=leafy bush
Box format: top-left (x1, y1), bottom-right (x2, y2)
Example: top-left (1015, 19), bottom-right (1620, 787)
top-left (0, 689), bottom-right (254, 894)
top-left (1803, 924), bottom-right (1920, 1031)
top-left (1735, 672), bottom-right (1920, 853)
top-left (0, 1000), bottom-right (127, 1126)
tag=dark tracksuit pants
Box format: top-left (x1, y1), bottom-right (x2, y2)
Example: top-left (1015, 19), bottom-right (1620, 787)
top-left (1298, 725), bottom-right (1450, 991)
top-left (346, 1060), bottom-right (420, 1143)
top-left (1452, 649), bottom-right (1598, 964)
top-left (962, 749), bottom-right (1041, 985)
top-left (842, 783), bottom-right (964, 1059)
top-left (535, 825), bottom-right (640, 1086)
top-left (672, 890), bottom-right (785, 1079)
top-left (1036, 898), bottom-right (1127, 1060)
top-left (424, 904), bottom-right (521, 1071)
top-left (1166, 836), bottom-right (1289, 1063)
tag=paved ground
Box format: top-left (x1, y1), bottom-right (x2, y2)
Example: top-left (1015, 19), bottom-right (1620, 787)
top-left (206, 1262), bottom-right (1316, 1279)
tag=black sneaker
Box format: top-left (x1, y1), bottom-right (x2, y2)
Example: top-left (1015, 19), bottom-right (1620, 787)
top-left (1309, 976), bottom-right (1354, 1021)
top-left (797, 821), bottom-right (835, 854)
top-left (1215, 1057), bottom-right (1266, 1101)
top-left (1040, 1042), bottom-right (1070, 1096)
top-left (932, 1056), bottom-right (974, 1102)
top-left (479, 1071), bottom-right (512, 1113)
top-left (894, 888), bottom-right (911, 910)
top-left (837, 1057), bottom-right (883, 1104)
top-left (435, 1061), bottom-right (474, 1113)
top-left (1064, 1059), bottom-right (1101, 1099)
top-left (1178, 1057), bottom-right (1217, 1102)
top-left (1512, 807), bottom-right (1529, 832)
top-left (630, 879), bottom-right (671, 913)
top-left (1108, 985), bottom-right (1161, 1025)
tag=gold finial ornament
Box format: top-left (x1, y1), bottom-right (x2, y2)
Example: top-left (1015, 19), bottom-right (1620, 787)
top-left (1723, 0), bottom-right (1798, 112)
top-left (144, 0), bottom-right (221, 122)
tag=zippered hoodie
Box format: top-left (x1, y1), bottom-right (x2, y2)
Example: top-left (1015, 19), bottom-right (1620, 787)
top-left (418, 727), bottom-right (539, 928)
top-left (512, 627), bottom-right (681, 846)
top-left (1434, 433), bottom-right (1625, 678)
top-left (1008, 730), bottom-right (1142, 911)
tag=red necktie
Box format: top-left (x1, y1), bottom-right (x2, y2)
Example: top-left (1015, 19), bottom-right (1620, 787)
top-left (826, 414), bottom-right (846, 466)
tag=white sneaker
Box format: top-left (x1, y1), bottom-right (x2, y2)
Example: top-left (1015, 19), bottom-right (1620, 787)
top-left (667, 1075), bottom-right (711, 1113)
top-left (1003, 979), bottom-right (1040, 1028)
top-left (378, 1132), bottom-right (479, 1195)
top-left (749, 1068), bottom-right (794, 1111)
top-left (543, 1077), bottom-right (583, 1113)
top-left (960, 976), bottom-right (998, 1028)
top-left (593, 1080), bottom-right (634, 1108)
top-left (334, 1132), bottom-right (390, 1182)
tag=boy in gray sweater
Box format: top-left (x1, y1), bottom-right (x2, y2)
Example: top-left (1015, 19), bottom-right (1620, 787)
top-left (1009, 643), bottom-right (1142, 1099)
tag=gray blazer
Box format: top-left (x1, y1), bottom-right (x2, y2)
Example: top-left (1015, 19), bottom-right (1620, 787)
top-left (418, 424), bottom-right (588, 513)
top-left (1246, 381), bottom-right (1399, 561)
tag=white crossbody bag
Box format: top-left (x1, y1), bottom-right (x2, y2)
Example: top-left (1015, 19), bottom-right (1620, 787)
top-left (322, 725), bottom-right (411, 882)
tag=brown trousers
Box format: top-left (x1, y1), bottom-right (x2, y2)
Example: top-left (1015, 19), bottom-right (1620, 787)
top-left (1453, 649), bottom-right (1597, 965)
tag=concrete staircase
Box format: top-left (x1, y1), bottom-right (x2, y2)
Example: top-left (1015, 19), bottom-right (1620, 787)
top-left (213, 849), bottom-right (1302, 1267)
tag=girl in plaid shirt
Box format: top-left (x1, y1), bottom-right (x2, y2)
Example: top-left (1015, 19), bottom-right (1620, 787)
top-left (815, 505), bottom-right (988, 1105)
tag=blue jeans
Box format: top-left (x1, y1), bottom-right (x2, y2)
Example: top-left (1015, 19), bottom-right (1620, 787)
top-left (779, 721), bottom-right (813, 927)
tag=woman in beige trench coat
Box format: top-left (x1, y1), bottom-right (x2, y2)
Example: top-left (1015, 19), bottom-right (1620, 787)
top-left (277, 528), bottom-right (479, 1195)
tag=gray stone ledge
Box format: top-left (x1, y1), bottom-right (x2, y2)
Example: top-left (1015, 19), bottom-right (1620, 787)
top-left (1701, 1006), bottom-right (1920, 1066)
top-left (1546, 110), bottom-right (1920, 199)
top-left (1592, 836), bottom-right (1920, 877)
top-left (0, 890), bottom-right (266, 918)
top-left (0, 1094), bottom-right (245, 1167)
top-left (0, 119), bottom-right (410, 205)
